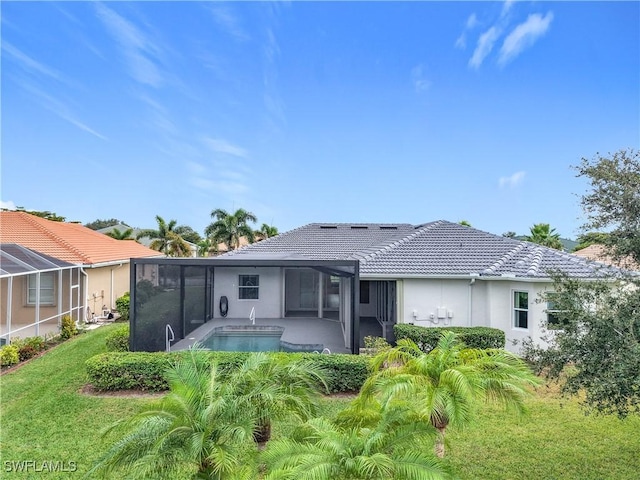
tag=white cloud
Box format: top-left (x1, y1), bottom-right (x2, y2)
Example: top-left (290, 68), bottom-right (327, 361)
top-left (501, 0), bottom-right (516, 18)
top-left (410, 64), bottom-right (431, 93)
top-left (2, 42), bottom-right (64, 81)
top-left (95, 3), bottom-right (163, 87)
top-left (208, 4), bottom-right (250, 41)
top-left (455, 13), bottom-right (479, 50)
top-left (469, 26), bottom-right (500, 69)
top-left (202, 137), bottom-right (248, 158)
top-left (499, 171), bottom-right (526, 188)
top-left (466, 13), bottom-right (479, 29)
top-left (1, 200), bottom-right (17, 210)
top-left (499, 12), bottom-right (554, 66)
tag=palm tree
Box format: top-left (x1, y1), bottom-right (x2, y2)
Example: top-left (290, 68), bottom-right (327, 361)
top-left (89, 351), bottom-right (326, 478)
top-left (197, 238), bottom-right (218, 257)
top-left (137, 215), bottom-right (192, 257)
top-left (525, 223), bottom-right (563, 250)
top-left (263, 405), bottom-right (451, 480)
top-left (88, 350), bottom-right (257, 479)
top-left (359, 332), bottom-right (539, 458)
top-left (255, 223), bottom-right (279, 242)
top-left (205, 208), bottom-right (257, 251)
top-left (105, 227), bottom-right (135, 240)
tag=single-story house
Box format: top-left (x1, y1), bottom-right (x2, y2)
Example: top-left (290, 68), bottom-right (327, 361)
top-left (129, 221), bottom-right (616, 354)
top-left (98, 223), bottom-right (199, 257)
top-left (0, 212), bottom-right (161, 337)
top-left (0, 243), bottom-right (83, 343)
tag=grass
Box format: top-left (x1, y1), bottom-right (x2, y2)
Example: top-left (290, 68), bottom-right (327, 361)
top-left (1, 324), bottom-right (639, 479)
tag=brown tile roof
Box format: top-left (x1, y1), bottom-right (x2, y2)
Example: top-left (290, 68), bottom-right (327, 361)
top-left (0, 211), bottom-right (162, 265)
top-left (572, 244), bottom-right (639, 271)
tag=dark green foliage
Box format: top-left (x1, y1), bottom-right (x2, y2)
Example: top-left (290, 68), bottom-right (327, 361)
top-left (60, 315), bottom-right (78, 340)
top-left (105, 325), bottom-right (130, 352)
top-left (86, 350), bottom-right (370, 393)
top-left (84, 218), bottom-right (123, 230)
top-left (115, 292), bottom-right (130, 321)
top-left (394, 324), bottom-right (505, 352)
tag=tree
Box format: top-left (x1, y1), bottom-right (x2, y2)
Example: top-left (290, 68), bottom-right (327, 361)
top-left (263, 409), bottom-right (451, 480)
top-left (255, 223), bottom-right (279, 241)
top-left (524, 223), bottom-right (563, 250)
top-left (205, 208), bottom-right (257, 251)
top-left (89, 351), bottom-right (327, 479)
top-left (572, 231), bottom-right (611, 252)
top-left (105, 227), bottom-right (135, 240)
top-left (88, 350), bottom-right (257, 479)
top-left (85, 218), bottom-right (122, 230)
top-left (574, 149), bottom-right (640, 264)
top-left (458, 220), bottom-right (472, 227)
top-left (137, 215), bottom-right (191, 257)
top-left (13, 207), bottom-right (66, 222)
top-left (196, 238), bottom-right (218, 257)
top-left (358, 332), bottom-right (539, 458)
top-left (522, 148), bottom-right (640, 418)
top-left (175, 225), bottom-right (202, 244)
top-left (502, 231), bottom-right (517, 238)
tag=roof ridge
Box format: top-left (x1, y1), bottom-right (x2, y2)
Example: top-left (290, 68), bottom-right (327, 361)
top-left (351, 220), bottom-right (443, 263)
top-left (21, 213), bottom-right (92, 264)
top-left (483, 241), bottom-right (527, 275)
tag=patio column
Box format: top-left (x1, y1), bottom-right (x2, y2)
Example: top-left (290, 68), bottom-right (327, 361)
top-left (35, 272), bottom-right (40, 336)
top-left (6, 277), bottom-right (12, 340)
top-left (318, 272), bottom-right (323, 318)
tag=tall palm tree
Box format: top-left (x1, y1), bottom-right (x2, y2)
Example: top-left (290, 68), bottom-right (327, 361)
top-left (137, 215), bottom-right (192, 257)
top-left (263, 405), bottom-right (451, 480)
top-left (359, 332), bottom-right (539, 458)
top-left (196, 237), bottom-right (218, 257)
top-left (525, 223), bottom-right (563, 250)
top-left (205, 208), bottom-right (257, 251)
top-left (87, 350), bottom-right (257, 479)
top-left (255, 223), bottom-right (279, 242)
top-left (105, 227), bottom-right (135, 240)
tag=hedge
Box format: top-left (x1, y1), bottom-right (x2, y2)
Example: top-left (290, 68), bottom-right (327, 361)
top-left (86, 350), bottom-right (370, 393)
top-left (393, 324), bottom-right (505, 352)
top-left (105, 324), bottom-right (130, 352)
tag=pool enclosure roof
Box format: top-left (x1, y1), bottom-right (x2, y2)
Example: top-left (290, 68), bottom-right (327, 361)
top-left (132, 253), bottom-right (359, 277)
top-left (0, 243), bottom-right (76, 277)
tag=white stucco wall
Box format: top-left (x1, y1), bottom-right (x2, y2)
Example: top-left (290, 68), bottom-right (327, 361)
top-left (397, 277), bottom-right (555, 354)
top-left (213, 267), bottom-right (283, 319)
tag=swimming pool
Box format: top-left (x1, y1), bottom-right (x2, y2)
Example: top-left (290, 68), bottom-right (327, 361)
top-left (199, 325), bottom-right (323, 353)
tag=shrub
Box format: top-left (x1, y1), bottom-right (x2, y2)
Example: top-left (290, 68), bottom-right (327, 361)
top-left (0, 345), bottom-right (20, 367)
top-left (105, 325), bottom-right (130, 352)
top-left (86, 350), bottom-right (370, 393)
top-left (361, 336), bottom-right (391, 356)
top-left (60, 315), bottom-right (78, 340)
top-left (393, 324), bottom-right (505, 352)
top-left (115, 292), bottom-right (130, 322)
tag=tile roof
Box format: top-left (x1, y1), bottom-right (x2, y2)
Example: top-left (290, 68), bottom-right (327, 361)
top-left (0, 212), bottom-right (162, 265)
top-left (225, 220), bottom-right (617, 279)
top-left (572, 244), bottom-right (639, 271)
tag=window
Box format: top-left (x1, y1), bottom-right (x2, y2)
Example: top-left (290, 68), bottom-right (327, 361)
top-left (513, 291), bottom-right (528, 329)
top-left (545, 293), bottom-right (567, 329)
top-left (238, 275), bottom-right (259, 300)
top-left (360, 281), bottom-right (370, 304)
top-left (27, 272), bottom-right (55, 305)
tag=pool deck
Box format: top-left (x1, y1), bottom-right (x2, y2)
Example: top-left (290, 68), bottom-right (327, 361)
top-left (171, 316), bottom-right (384, 354)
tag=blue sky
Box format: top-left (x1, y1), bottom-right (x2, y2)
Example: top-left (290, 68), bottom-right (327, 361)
top-left (2, 1), bottom-right (638, 239)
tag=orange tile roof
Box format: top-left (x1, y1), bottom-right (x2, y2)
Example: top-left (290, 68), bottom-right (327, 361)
top-left (0, 211), bottom-right (162, 265)
top-left (573, 244), bottom-right (639, 271)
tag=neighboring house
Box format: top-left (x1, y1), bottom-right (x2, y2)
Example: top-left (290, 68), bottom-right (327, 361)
top-left (0, 212), bottom-right (162, 337)
top-left (97, 224), bottom-right (198, 257)
top-left (0, 244), bottom-right (83, 343)
top-left (572, 244), bottom-right (639, 271)
top-left (129, 221), bottom-right (616, 354)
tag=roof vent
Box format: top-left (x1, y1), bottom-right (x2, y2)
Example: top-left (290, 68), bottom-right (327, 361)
top-left (379, 226), bottom-right (398, 230)
top-left (351, 226), bottom-right (368, 230)
top-left (319, 225), bottom-right (338, 229)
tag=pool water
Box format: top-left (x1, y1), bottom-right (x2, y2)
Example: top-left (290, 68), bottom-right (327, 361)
top-left (198, 325), bottom-right (323, 353)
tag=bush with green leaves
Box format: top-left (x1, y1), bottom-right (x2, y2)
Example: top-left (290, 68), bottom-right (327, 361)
top-left (86, 350), bottom-right (370, 393)
top-left (11, 336), bottom-right (47, 361)
top-left (394, 324), bottom-right (505, 352)
top-left (115, 292), bottom-right (130, 322)
top-left (0, 344), bottom-right (20, 367)
top-left (105, 325), bottom-right (130, 352)
top-left (60, 315), bottom-right (78, 340)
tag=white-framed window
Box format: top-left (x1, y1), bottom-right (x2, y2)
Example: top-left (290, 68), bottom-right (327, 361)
top-left (27, 272), bottom-right (55, 305)
top-left (545, 293), bottom-right (567, 329)
top-left (513, 290), bottom-right (529, 329)
top-left (238, 275), bottom-right (259, 300)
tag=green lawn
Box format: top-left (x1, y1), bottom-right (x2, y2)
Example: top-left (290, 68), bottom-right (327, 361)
top-left (1, 325), bottom-right (638, 479)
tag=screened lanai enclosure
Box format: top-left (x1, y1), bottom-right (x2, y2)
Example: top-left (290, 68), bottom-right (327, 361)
top-left (130, 255), bottom-right (361, 353)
